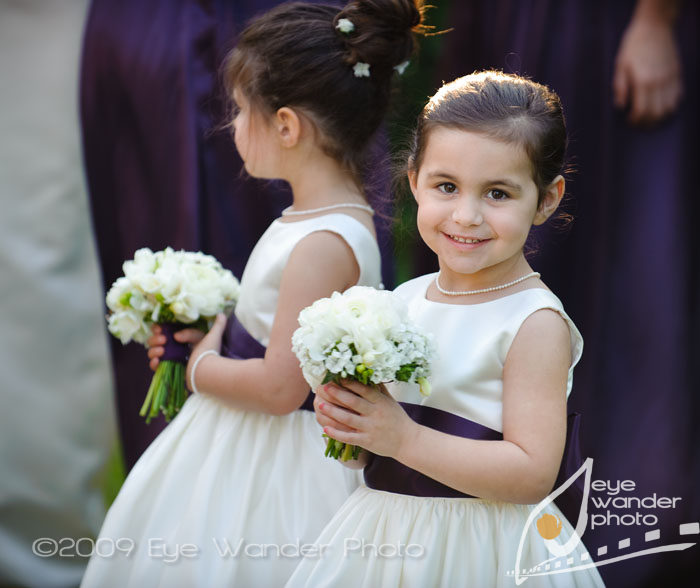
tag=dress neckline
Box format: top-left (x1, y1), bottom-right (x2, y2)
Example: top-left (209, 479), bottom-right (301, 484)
top-left (417, 272), bottom-right (552, 307)
top-left (271, 212), bottom-right (376, 241)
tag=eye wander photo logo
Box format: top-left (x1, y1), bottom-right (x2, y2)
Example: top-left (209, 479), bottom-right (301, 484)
top-left (506, 458), bottom-right (698, 584)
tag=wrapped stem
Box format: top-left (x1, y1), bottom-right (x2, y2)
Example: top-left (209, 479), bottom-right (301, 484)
top-left (321, 371), bottom-right (367, 462)
top-left (139, 360), bottom-right (188, 424)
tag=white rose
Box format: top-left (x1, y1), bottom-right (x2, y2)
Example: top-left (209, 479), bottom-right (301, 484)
top-left (169, 291), bottom-right (204, 323)
top-left (107, 309), bottom-right (149, 344)
top-left (153, 258), bottom-right (184, 301)
top-left (123, 248), bottom-right (157, 280)
top-left (128, 290), bottom-right (155, 313)
top-left (179, 263), bottom-right (226, 316)
top-left (106, 276), bottom-right (133, 312)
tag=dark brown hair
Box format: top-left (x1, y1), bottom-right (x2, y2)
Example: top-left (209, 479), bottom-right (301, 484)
top-left (223, 1), bottom-right (426, 186)
top-left (409, 70), bottom-right (568, 205)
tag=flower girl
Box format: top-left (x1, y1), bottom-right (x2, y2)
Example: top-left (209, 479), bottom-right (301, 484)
top-left (81, 1), bottom-right (425, 586)
top-left (288, 71), bottom-right (606, 587)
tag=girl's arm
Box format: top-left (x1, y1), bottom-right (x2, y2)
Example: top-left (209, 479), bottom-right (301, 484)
top-left (187, 230), bottom-right (360, 415)
top-left (318, 309), bottom-right (571, 504)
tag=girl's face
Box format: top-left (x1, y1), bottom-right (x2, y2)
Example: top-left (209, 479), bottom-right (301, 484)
top-left (410, 127), bottom-right (546, 289)
top-left (232, 90), bottom-right (280, 178)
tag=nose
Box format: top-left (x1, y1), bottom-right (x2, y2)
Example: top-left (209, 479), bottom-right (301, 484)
top-left (452, 194), bottom-right (483, 226)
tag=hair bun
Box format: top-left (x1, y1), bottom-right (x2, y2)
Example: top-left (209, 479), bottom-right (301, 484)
top-left (335, 0), bottom-right (425, 72)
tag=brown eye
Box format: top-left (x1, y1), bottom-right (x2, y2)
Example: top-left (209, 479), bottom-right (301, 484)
top-left (487, 189), bottom-right (509, 200)
top-left (438, 182), bottom-right (457, 194)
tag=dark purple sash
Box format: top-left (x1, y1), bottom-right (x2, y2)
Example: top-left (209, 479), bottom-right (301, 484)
top-left (364, 405), bottom-right (584, 523)
top-left (160, 323), bottom-right (190, 363)
top-left (220, 315), bottom-right (315, 412)
top-left (159, 316), bottom-right (314, 411)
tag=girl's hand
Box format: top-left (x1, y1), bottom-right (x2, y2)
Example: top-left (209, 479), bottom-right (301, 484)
top-left (185, 313), bottom-right (227, 390)
top-left (313, 385), bottom-right (356, 434)
top-left (314, 389), bottom-right (370, 468)
top-left (316, 381), bottom-right (416, 460)
top-left (146, 324), bottom-right (206, 372)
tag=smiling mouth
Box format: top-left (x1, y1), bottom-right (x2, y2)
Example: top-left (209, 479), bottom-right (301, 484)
top-left (446, 233), bottom-right (487, 244)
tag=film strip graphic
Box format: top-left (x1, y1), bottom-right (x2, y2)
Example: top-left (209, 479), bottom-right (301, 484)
top-left (506, 521), bottom-right (698, 579)
top-left (507, 459), bottom-right (697, 584)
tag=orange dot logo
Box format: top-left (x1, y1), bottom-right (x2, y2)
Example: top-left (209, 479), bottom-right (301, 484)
top-left (536, 513), bottom-right (563, 540)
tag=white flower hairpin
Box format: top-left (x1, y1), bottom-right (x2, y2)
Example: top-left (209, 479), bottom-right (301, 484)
top-left (335, 18), bottom-right (368, 78)
top-left (353, 62), bottom-right (370, 78)
top-left (336, 18), bottom-right (355, 34)
top-left (394, 60), bottom-right (410, 75)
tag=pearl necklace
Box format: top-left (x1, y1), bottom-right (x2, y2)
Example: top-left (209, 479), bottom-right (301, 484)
top-left (435, 271), bottom-right (541, 296)
top-left (281, 202), bottom-right (374, 216)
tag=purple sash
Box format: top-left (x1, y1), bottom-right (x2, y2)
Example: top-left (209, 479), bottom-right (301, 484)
top-left (220, 315), bottom-right (315, 412)
top-left (159, 316), bottom-right (314, 411)
top-left (160, 323), bottom-right (190, 363)
top-left (364, 406), bottom-right (584, 524)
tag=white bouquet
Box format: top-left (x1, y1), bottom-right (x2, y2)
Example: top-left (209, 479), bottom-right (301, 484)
top-left (292, 286), bottom-right (435, 461)
top-left (106, 247), bottom-right (240, 422)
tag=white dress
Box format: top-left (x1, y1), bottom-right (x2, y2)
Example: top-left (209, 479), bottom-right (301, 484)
top-left (81, 214), bottom-right (381, 588)
top-left (286, 273), bottom-right (605, 588)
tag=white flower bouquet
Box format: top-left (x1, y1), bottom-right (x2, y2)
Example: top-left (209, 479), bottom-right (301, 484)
top-left (106, 247), bottom-right (240, 423)
top-left (292, 286), bottom-right (435, 461)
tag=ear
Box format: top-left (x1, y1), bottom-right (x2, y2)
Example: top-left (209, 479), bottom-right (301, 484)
top-left (533, 175), bottom-right (565, 225)
top-left (407, 163), bottom-right (418, 202)
top-left (274, 107), bottom-right (301, 148)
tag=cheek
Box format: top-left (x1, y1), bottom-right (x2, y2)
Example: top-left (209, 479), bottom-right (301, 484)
top-left (233, 121), bottom-right (246, 153)
top-left (415, 200), bottom-right (443, 248)
top-left (416, 195), bottom-right (448, 225)
top-left (493, 208), bottom-right (534, 241)
top-left (414, 200), bottom-right (430, 231)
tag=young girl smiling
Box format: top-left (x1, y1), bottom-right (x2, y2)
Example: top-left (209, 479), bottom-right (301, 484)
top-left (289, 71), bottom-right (605, 588)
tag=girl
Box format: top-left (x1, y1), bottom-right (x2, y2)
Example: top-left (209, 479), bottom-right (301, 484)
top-left (287, 71), bottom-right (606, 587)
top-left (81, 1), bottom-right (425, 586)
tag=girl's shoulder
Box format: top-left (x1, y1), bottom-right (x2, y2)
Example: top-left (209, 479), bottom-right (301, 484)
top-left (392, 273), bottom-right (435, 301)
top-left (502, 288), bottom-right (583, 371)
top-left (273, 213), bottom-right (382, 288)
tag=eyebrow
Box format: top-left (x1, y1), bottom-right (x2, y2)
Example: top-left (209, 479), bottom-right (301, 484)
top-left (423, 170), bottom-right (459, 182)
top-left (423, 171), bottom-right (523, 192)
top-left (490, 178), bottom-right (523, 191)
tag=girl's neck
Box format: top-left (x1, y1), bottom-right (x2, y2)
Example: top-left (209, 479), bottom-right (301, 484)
top-left (285, 150), bottom-right (366, 211)
top-left (434, 256), bottom-right (542, 302)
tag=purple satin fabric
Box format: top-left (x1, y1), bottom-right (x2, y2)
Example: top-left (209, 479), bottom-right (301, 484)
top-left (220, 314), bottom-right (314, 412)
top-left (159, 323), bottom-right (190, 363)
top-left (221, 315), bottom-right (266, 361)
top-left (364, 406), bottom-right (583, 524)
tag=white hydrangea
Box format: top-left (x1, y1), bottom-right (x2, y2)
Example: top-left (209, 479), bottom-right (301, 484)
top-left (105, 247), bottom-right (240, 345)
top-left (292, 286), bottom-right (435, 393)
